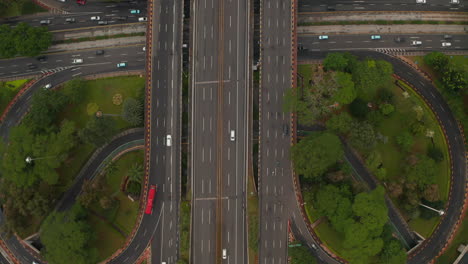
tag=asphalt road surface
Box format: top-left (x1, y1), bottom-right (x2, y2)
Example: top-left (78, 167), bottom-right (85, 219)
top-left (1, 0), bottom-right (148, 30)
top-left (190, 0), bottom-right (249, 263)
top-left (147, 0), bottom-right (183, 263)
top-left (298, 49), bottom-right (467, 264)
top-left (0, 45), bottom-right (146, 81)
top-left (298, 34), bottom-right (468, 53)
top-left (299, 0), bottom-right (467, 12)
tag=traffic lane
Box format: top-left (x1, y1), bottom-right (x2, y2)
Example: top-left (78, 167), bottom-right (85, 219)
top-left (298, 34), bottom-right (468, 51)
top-left (49, 0), bottom-right (147, 13)
top-left (2, 11), bottom-right (148, 30)
top-left (0, 52), bottom-right (145, 140)
top-left (299, 0), bottom-right (467, 12)
top-left (0, 45), bottom-right (145, 79)
top-left (192, 200), bottom-right (217, 264)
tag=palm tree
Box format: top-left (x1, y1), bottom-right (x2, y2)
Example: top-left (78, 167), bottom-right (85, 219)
top-left (128, 163), bottom-right (143, 184)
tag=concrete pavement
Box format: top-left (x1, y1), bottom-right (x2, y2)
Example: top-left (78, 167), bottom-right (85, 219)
top-left (298, 25), bottom-right (468, 34)
top-left (298, 11), bottom-right (468, 22)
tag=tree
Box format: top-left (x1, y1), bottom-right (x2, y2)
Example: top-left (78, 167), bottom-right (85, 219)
top-left (24, 88), bottom-right (69, 133)
top-left (62, 78), bottom-right (86, 104)
top-left (387, 181), bottom-right (403, 198)
top-left (291, 132), bottom-right (343, 180)
top-left (127, 181), bottom-right (141, 196)
top-left (349, 98), bottom-right (368, 119)
top-left (315, 184), bottom-right (353, 233)
top-left (349, 122), bottom-right (377, 152)
top-left (343, 222), bottom-right (384, 264)
top-left (406, 156), bottom-right (437, 190)
top-left (352, 59), bottom-right (393, 101)
top-left (121, 97), bottom-right (143, 126)
top-left (427, 145), bottom-right (444, 163)
top-left (423, 184), bottom-right (440, 202)
top-left (128, 163), bottom-right (144, 183)
top-left (14, 22), bottom-right (52, 57)
top-left (352, 186), bottom-right (388, 236)
top-left (79, 116), bottom-right (117, 147)
top-left (379, 239), bottom-right (407, 264)
top-left (380, 103), bottom-right (395, 116)
top-left (0, 24), bottom-right (16, 58)
top-left (424, 52), bottom-right (449, 72)
top-left (441, 64), bottom-right (467, 92)
top-left (333, 72), bottom-right (356, 105)
top-left (396, 131), bottom-right (413, 152)
top-left (326, 112), bottom-right (353, 135)
top-left (323, 52), bottom-right (350, 72)
top-left (288, 244), bottom-right (317, 264)
top-left (41, 206), bottom-right (98, 264)
top-left (99, 196), bottom-right (115, 210)
top-left (77, 180), bottom-right (99, 208)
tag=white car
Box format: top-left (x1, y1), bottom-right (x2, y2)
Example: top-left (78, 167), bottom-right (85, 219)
top-left (416, 0), bottom-right (426, 3)
top-left (450, 0), bottom-right (459, 4)
top-left (138, 17), bottom-right (147, 22)
top-left (72, 58), bottom-right (83, 64)
top-left (90, 16), bottom-right (100, 21)
top-left (230, 130), bottom-right (235, 141)
top-left (222, 249), bottom-right (227, 259)
top-left (411, 40), bottom-right (422, 46)
top-left (442, 42), bottom-right (451, 47)
top-left (44, 83), bottom-right (52, 89)
top-left (166, 135), bottom-right (172, 146)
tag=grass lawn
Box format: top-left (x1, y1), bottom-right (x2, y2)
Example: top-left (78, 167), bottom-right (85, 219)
top-left (88, 214), bottom-right (125, 261)
top-left (88, 150), bottom-right (143, 261)
top-left (314, 220), bottom-right (347, 259)
top-left (436, 212), bottom-right (468, 264)
top-left (179, 200), bottom-right (191, 263)
top-left (56, 76), bottom-right (144, 198)
top-left (0, 79), bottom-right (29, 114)
top-left (0, 0), bottom-right (46, 18)
top-left (408, 217), bottom-right (439, 238)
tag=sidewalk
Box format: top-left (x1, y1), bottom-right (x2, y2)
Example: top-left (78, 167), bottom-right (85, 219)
top-left (299, 11), bottom-right (468, 23)
top-left (298, 24), bottom-right (467, 34)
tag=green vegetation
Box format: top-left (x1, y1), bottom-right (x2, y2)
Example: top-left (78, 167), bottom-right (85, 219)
top-left (179, 200), bottom-right (191, 264)
top-left (298, 20), bottom-right (468, 26)
top-left (0, 0), bottom-right (46, 18)
top-left (41, 205), bottom-right (98, 264)
top-left (290, 54), bottom-right (452, 263)
top-left (408, 54), bottom-right (468, 144)
top-left (0, 23), bottom-right (52, 58)
top-left (0, 76), bottom-right (144, 237)
top-left (288, 242), bottom-right (317, 264)
top-left (81, 150), bottom-right (143, 261)
top-left (0, 79), bottom-right (29, 114)
top-left (247, 173), bottom-right (259, 262)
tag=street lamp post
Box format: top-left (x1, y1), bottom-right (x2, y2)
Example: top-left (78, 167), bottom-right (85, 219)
top-left (25, 155), bottom-right (56, 164)
top-left (419, 203), bottom-right (445, 216)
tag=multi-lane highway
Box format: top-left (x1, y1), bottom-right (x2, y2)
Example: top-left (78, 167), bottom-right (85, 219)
top-left (1, 2), bottom-right (148, 30)
top-left (298, 33), bottom-right (468, 53)
top-left (147, 0), bottom-right (183, 263)
top-left (299, 0), bottom-right (467, 12)
top-left (190, 0), bottom-right (249, 263)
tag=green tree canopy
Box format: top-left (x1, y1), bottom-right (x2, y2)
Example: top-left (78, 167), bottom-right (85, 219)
top-left (406, 156), bottom-right (437, 189)
top-left (288, 244), bottom-right (317, 264)
top-left (326, 112), bottom-right (353, 135)
top-left (291, 132), bottom-right (343, 180)
top-left (333, 72), bottom-right (357, 105)
top-left (379, 239), bottom-right (407, 264)
top-left (62, 78), bottom-right (86, 104)
top-left (0, 22), bottom-right (52, 58)
top-left (79, 116), bottom-right (117, 147)
top-left (380, 103), bottom-right (395, 116)
top-left (349, 121), bottom-right (377, 152)
top-left (121, 97), bottom-right (144, 126)
top-left (315, 184), bottom-right (354, 233)
top-left (352, 186), bottom-right (388, 236)
top-left (41, 206), bottom-right (98, 264)
top-left (352, 59), bottom-right (393, 101)
top-left (396, 131), bottom-right (414, 152)
top-left (323, 52), bottom-right (357, 72)
top-left (423, 52), bottom-right (449, 72)
top-left (343, 222), bottom-right (384, 264)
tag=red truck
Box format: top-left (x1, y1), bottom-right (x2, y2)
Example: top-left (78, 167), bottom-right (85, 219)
top-left (145, 185), bottom-right (157, 214)
top-left (76, 0), bottom-right (86, 5)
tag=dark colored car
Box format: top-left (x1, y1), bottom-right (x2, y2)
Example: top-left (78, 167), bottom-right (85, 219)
top-left (283, 124), bottom-right (289, 135)
top-left (37, 55), bottom-right (47, 62)
top-left (28, 64), bottom-right (37, 69)
top-left (96, 50), bottom-right (104, 55)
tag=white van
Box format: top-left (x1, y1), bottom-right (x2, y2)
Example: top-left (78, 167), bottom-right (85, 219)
top-left (222, 248), bottom-right (227, 259)
top-left (230, 130), bottom-right (235, 141)
top-left (166, 135), bottom-right (172, 146)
